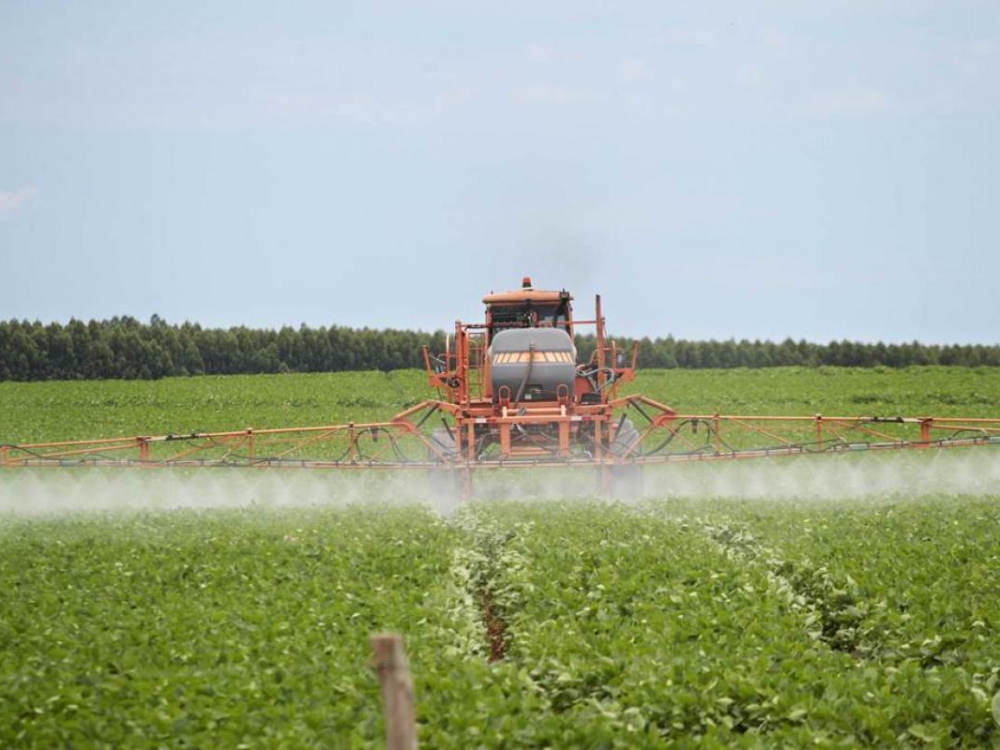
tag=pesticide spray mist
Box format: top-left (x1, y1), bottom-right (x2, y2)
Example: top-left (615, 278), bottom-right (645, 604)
top-left (0, 470), bottom-right (464, 519)
top-left (640, 448), bottom-right (1000, 501)
top-left (0, 449), bottom-right (998, 519)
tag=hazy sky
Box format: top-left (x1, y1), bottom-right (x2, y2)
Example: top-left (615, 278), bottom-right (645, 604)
top-left (1, 1), bottom-right (998, 343)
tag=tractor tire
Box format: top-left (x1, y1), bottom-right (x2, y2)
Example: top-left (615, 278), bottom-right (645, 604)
top-left (609, 418), bottom-right (641, 457)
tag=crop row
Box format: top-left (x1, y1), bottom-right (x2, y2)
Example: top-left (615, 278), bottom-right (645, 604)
top-left (2, 495), bottom-right (999, 748)
top-left (690, 496), bottom-right (1000, 682)
top-left (466, 501), bottom-right (998, 747)
top-left (4, 366), bottom-right (1000, 445)
top-left (0, 506), bottom-right (461, 747)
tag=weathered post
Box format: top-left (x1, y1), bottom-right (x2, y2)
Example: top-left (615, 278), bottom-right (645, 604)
top-left (370, 633), bottom-right (417, 750)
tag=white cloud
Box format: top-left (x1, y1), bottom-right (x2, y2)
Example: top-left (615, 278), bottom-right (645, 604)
top-left (0, 186), bottom-right (39, 222)
top-left (805, 90), bottom-right (890, 116)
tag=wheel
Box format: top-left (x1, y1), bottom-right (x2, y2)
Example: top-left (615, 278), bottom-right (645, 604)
top-left (609, 418), bottom-right (641, 457)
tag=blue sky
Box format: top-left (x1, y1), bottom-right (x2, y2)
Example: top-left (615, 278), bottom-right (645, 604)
top-left (1, 1), bottom-right (998, 343)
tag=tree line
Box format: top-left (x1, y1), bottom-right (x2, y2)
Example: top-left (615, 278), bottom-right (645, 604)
top-left (1, 316), bottom-right (998, 381)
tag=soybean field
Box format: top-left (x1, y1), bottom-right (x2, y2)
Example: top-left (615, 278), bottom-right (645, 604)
top-left (2, 368), bottom-right (1000, 747)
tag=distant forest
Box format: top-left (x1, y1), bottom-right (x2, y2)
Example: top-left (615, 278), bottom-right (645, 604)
top-left (1, 316), bottom-right (999, 381)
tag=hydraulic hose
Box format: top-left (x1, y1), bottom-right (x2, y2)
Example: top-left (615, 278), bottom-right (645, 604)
top-left (578, 366), bottom-right (616, 392)
top-left (513, 343), bottom-right (537, 405)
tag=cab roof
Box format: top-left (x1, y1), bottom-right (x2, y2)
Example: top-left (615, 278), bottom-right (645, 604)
top-left (482, 289), bottom-right (571, 305)
top-left (484, 277), bottom-right (572, 305)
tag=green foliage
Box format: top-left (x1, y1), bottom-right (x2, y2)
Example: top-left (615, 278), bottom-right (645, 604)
top-left (3, 370), bottom-right (1000, 746)
top-left (0, 371), bottom-right (429, 443)
top-left (3, 315), bottom-right (1000, 382)
top-left (3, 366), bottom-right (1000, 445)
top-left (577, 334), bottom-right (1000, 370)
top-left (4, 498), bottom-right (999, 747)
top-left (457, 501), bottom-right (999, 746)
top-left (0, 506), bottom-right (459, 748)
top-left (695, 497), bottom-right (1000, 672)
top-left (621, 365), bottom-right (1000, 418)
top-left (0, 317), bottom-right (449, 381)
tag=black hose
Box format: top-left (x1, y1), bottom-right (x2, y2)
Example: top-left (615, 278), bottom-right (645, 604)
top-left (578, 367), bottom-right (616, 393)
top-left (513, 343), bottom-right (536, 405)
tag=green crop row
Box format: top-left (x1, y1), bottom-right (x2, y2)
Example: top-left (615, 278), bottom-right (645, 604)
top-left (688, 496), bottom-right (1000, 673)
top-left (0, 506), bottom-right (459, 748)
top-left (462, 501), bottom-right (998, 747)
top-left (3, 366), bottom-right (1000, 445)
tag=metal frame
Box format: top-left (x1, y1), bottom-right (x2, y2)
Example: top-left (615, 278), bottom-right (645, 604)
top-left (4, 408), bottom-right (999, 470)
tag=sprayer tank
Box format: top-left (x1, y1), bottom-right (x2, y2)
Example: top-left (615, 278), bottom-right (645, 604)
top-left (489, 328), bottom-right (577, 402)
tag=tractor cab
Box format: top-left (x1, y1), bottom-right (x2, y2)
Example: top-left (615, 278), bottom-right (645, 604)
top-left (482, 277), bottom-right (573, 342)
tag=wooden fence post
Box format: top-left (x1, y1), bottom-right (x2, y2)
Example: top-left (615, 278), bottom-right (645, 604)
top-left (370, 633), bottom-right (417, 750)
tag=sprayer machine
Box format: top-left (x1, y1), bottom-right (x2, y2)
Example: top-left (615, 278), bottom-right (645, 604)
top-left (4, 277), bottom-right (1000, 497)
